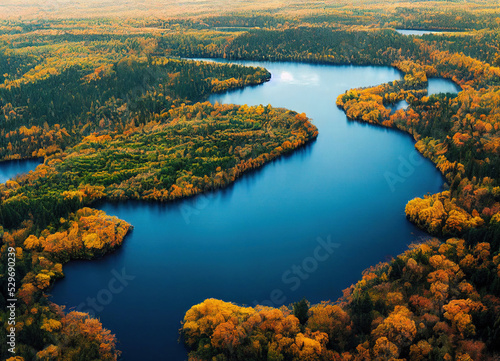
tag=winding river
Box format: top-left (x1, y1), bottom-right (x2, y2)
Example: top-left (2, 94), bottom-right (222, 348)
top-left (1, 61), bottom-right (460, 360)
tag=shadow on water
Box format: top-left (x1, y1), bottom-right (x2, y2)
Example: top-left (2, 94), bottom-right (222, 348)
top-left (94, 137), bottom-right (317, 219)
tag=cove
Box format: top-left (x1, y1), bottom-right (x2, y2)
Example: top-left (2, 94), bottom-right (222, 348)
top-left (0, 158), bottom-right (42, 184)
top-left (49, 61), bottom-right (453, 360)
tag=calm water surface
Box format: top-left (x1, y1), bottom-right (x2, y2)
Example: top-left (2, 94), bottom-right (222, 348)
top-left (388, 77), bottom-right (459, 113)
top-left (396, 29), bottom-right (444, 36)
top-left (428, 77), bottom-right (461, 95)
top-left (0, 158), bottom-right (42, 183)
top-left (45, 61), bottom-right (458, 360)
top-left (390, 99), bottom-right (409, 112)
top-left (395, 29), bottom-right (464, 37)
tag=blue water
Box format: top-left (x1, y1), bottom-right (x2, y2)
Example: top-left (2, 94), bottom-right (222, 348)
top-left (388, 77), bottom-right (459, 112)
top-left (390, 99), bottom-right (409, 113)
top-left (0, 158), bottom-right (42, 183)
top-left (428, 77), bottom-right (461, 95)
top-left (396, 29), bottom-right (443, 36)
top-left (46, 61), bottom-right (455, 361)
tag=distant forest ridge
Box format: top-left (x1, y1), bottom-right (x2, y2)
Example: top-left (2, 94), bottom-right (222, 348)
top-left (1, 0), bottom-right (499, 30)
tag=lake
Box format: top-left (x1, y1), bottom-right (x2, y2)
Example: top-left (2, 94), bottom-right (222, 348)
top-left (389, 99), bottom-right (409, 112)
top-left (388, 77), bottom-right (461, 113)
top-left (40, 62), bottom-right (457, 360)
top-left (0, 158), bottom-right (42, 183)
top-left (428, 77), bottom-right (462, 95)
top-left (396, 29), bottom-right (444, 36)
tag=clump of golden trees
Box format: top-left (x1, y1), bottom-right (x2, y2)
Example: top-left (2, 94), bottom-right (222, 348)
top-left (1, 208), bottom-right (128, 360)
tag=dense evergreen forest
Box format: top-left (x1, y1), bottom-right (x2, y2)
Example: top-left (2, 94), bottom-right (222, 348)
top-left (1, 0), bottom-right (500, 360)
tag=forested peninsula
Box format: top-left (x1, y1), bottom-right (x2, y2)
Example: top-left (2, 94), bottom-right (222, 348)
top-left (1, 1), bottom-right (499, 360)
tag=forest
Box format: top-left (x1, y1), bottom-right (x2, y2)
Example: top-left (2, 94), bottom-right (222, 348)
top-left (1, 0), bottom-right (500, 360)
